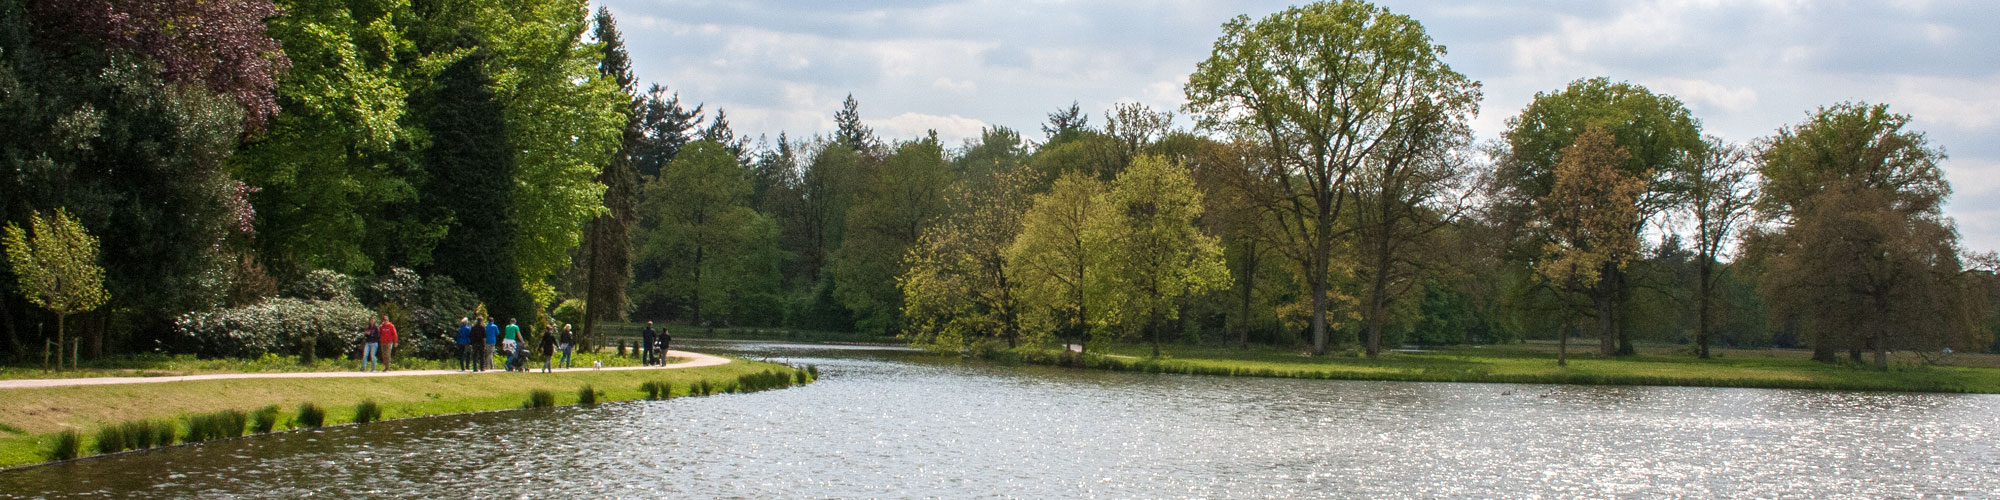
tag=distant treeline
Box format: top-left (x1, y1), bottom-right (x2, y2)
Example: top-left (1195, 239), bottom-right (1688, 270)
top-left (2, 0), bottom-right (1993, 366)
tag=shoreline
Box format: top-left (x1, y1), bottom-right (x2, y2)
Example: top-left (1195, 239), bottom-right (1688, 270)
top-left (0, 352), bottom-right (815, 469)
top-left (992, 344), bottom-right (2000, 394)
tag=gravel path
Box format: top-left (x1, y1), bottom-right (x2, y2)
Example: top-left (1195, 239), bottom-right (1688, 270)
top-left (0, 350), bottom-right (731, 390)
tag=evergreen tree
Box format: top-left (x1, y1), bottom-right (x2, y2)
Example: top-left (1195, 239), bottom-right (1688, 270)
top-left (632, 84), bottom-right (703, 179)
top-left (577, 6), bottom-right (640, 350)
top-left (420, 47), bottom-right (529, 321)
top-left (834, 94), bottom-right (875, 153)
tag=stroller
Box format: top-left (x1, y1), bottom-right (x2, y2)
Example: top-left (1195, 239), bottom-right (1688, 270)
top-left (507, 341), bottom-right (530, 371)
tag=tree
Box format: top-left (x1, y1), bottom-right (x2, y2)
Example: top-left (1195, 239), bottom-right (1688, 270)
top-left (633, 141), bottom-right (778, 324)
top-left (1679, 137), bottom-right (1757, 358)
top-left (1353, 102), bottom-right (1478, 357)
top-left (233, 0), bottom-right (427, 277)
top-left (1093, 155), bottom-right (1230, 357)
top-left (1753, 103), bottom-right (1976, 368)
top-left (833, 135), bottom-right (952, 334)
top-left (1494, 77), bottom-right (1704, 355)
top-left (1533, 126), bottom-right (1646, 367)
top-left (1041, 101), bottom-right (1089, 142)
top-left (4, 209), bottom-right (109, 370)
top-left (1007, 174), bottom-right (1110, 351)
top-left (631, 84), bottom-right (704, 179)
top-left (477, 0), bottom-right (626, 311)
top-left (834, 93), bottom-right (876, 154)
top-left (576, 6), bottom-right (642, 351)
top-left (1185, 0), bottom-right (1481, 355)
top-left (899, 172), bottom-right (1029, 352)
top-left (27, 0), bottom-right (290, 130)
top-left (419, 46), bottom-right (529, 321)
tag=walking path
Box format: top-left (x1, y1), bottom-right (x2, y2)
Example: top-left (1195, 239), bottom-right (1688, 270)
top-left (0, 350), bottom-right (731, 390)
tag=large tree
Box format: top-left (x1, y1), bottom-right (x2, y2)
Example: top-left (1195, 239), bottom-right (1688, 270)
top-left (832, 135), bottom-right (952, 334)
top-left (1679, 137), bottom-right (1758, 359)
top-left (574, 6), bottom-right (641, 350)
top-left (1534, 126), bottom-right (1646, 366)
top-left (1494, 77), bottom-right (1704, 356)
top-left (1752, 103), bottom-right (1978, 367)
top-left (633, 141), bottom-right (780, 325)
top-left (1007, 174), bottom-right (1110, 351)
top-left (419, 46), bottom-right (529, 320)
top-left (1353, 102), bottom-right (1478, 357)
top-left (899, 171), bottom-right (1030, 352)
top-left (1184, 0), bottom-right (1480, 355)
top-left (1093, 155), bottom-right (1230, 358)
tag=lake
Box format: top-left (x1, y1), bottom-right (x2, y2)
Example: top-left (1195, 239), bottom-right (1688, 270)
top-left (3, 340), bottom-right (1996, 498)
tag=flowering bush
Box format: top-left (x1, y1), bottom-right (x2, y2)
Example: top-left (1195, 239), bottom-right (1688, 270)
top-left (174, 296), bottom-right (372, 359)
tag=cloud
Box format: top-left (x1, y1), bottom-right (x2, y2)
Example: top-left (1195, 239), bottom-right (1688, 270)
top-left (1647, 77), bottom-right (1759, 114)
top-left (1887, 75), bottom-right (2000, 130)
top-left (869, 112), bottom-right (990, 145)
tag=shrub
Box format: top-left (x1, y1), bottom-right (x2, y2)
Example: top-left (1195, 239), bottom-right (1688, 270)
top-left (353, 400), bottom-right (382, 424)
top-left (174, 297), bottom-right (373, 359)
top-left (289, 269), bottom-right (356, 302)
top-left (295, 403), bottom-right (325, 429)
top-left (97, 419), bottom-right (176, 454)
top-left (640, 380), bottom-right (671, 400)
top-left (525, 390), bottom-right (555, 408)
top-left (93, 425), bottom-right (127, 454)
top-left (577, 385), bottom-right (597, 406)
top-left (362, 270), bottom-right (480, 360)
top-left (552, 299), bottom-right (585, 332)
top-left (185, 410), bottom-right (247, 442)
top-left (250, 405), bottom-right (281, 433)
top-left (46, 430), bottom-right (81, 461)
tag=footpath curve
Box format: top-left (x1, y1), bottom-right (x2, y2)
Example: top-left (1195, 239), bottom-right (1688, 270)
top-left (0, 350), bottom-right (731, 390)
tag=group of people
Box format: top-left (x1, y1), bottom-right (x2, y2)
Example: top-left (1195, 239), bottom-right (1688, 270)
top-left (357, 315), bottom-right (670, 372)
top-left (640, 321), bottom-right (672, 366)
top-left (356, 315), bottom-right (399, 371)
top-left (452, 316), bottom-right (577, 373)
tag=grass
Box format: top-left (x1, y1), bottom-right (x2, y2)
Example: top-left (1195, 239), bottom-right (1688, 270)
top-left (524, 390), bottom-right (555, 409)
top-left (0, 358), bottom-right (806, 468)
top-left (996, 341), bottom-right (2000, 394)
top-left (0, 350), bottom-right (645, 381)
top-left (250, 405), bottom-right (280, 434)
top-left (183, 410), bottom-right (247, 443)
top-left (352, 401), bottom-right (382, 424)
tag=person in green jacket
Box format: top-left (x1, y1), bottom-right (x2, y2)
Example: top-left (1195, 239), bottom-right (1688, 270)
top-left (504, 318), bottom-right (521, 371)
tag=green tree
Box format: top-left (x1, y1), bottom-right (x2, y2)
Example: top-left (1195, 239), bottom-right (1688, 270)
top-left (1184, 0), bottom-right (1480, 355)
top-left (477, 0), bottom-right (625, 310)
top-left (1354, 101), bottom-right (1478, 357)
top-left (899, 172), bottom-right (1030, 352)
top-left (1007, 174), bottom-right (1110, 351)
top-left (832, 135), bottom-right (952, 334)
top-left (4, 209), bottom-right (109, 370)
top-left (575, 6), bottom-right (642, 351)
top-left (1752, 103), bottom-right (1977, 367)
top-left (834, 94), bottom-right (877, 154)
top-left (1094, 155), bottom-right (1230, 357)
top-left (1679, 138), bottom-right (1758, 358)
top-left (1534, 126), bottom-right (1646, 366)
top-left (633, 141), bottom-right (782, 324)
top-left (1494, 77), bottom-right (1705, 355)
top-left (419, 46), bottom-right (529, 320)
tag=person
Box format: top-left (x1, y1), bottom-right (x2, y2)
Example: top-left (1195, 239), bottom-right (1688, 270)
top-left (455, 318), bottom-right (473, 371)
top-left (483, 318), bottom-right (500, 371)
top-left (558, 323), bottom-right (576, 369)
top-left (377, 314), bottom-right (399, 371)
top-left (470, 317), bottom-right (488, 372)
top-left (539, 321), bottom-right (557, 373)
top-left (640, 321), bottom-right (657, 366)
top-left (503, 318), bottom-right (521, 372)
top-left (359, 318), bottom-right (380, 372)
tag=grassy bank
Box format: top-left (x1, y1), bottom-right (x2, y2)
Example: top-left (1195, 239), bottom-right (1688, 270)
top-left (0, 359), bottom-right (815, 469)
top-left (0, 351), bottom-right (645, 381)
top-left (996, 342), bottom-right (2000, 394)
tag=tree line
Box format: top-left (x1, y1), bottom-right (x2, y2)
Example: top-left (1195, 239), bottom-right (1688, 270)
top-left (2, 0), bottom-right (1995, 367)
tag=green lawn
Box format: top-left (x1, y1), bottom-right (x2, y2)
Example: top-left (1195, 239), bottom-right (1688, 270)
top-left (1005, 342), bottom-right (2000, 394)
top-left (0, 350), bottom-right (646, 381)
top-left (0, 358), bottom-right (809, 469)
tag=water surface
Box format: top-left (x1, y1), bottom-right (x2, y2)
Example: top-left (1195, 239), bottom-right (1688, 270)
top-left (4, 340), bottom-right (1995, 498)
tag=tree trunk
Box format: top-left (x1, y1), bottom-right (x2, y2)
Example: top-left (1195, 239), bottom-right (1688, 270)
top-left (1309, 203), bottom-right (1333, 356)
top-left (1365, 240), bottom-right (1392, 358)
top-left (1697, 257), bottom-right (1713, 359)
top-left (1612, 268), bottom-right (1634, 356)
top-left (1872, 323), bottom-right (1888, 370)
top-left (1237, 241), bottom-right (1256, 349)
top-left (1596, 291), bottom-right (1616, 358)
top-left (55, 312), bottom-right (66, 372)
top-left (1557, 321), bottom-right (1569, 367)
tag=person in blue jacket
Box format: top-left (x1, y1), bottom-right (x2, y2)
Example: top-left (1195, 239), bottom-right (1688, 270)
top-left (483, 318), bottom-right (501, 371)
top-left (455, 318), bottom-right (473, 371)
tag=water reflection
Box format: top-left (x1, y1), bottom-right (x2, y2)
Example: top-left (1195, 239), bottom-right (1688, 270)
top-left (3, 340), bottom-right (1996, 498)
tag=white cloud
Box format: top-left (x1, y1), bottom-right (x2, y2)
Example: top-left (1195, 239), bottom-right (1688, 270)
top-left (932, 77), bottom-right (977, 94)
top-left (869, 113), bottom-right (990, 145)
top-left (1647, 77), bottom-right (1759, 114)
top-left (1887, 75), bottom-right (2000, 130)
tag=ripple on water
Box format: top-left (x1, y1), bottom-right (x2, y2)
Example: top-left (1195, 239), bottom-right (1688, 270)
top-left (2, 342), bottom-right (1996, 498)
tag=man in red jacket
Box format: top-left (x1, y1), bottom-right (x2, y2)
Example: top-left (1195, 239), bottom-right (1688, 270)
top-left (378, 315), bottom-right (399, 371)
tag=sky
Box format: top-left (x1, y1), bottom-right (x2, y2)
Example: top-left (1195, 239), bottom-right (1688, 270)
top-left (597, 0), bottom-right (2000, 252)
